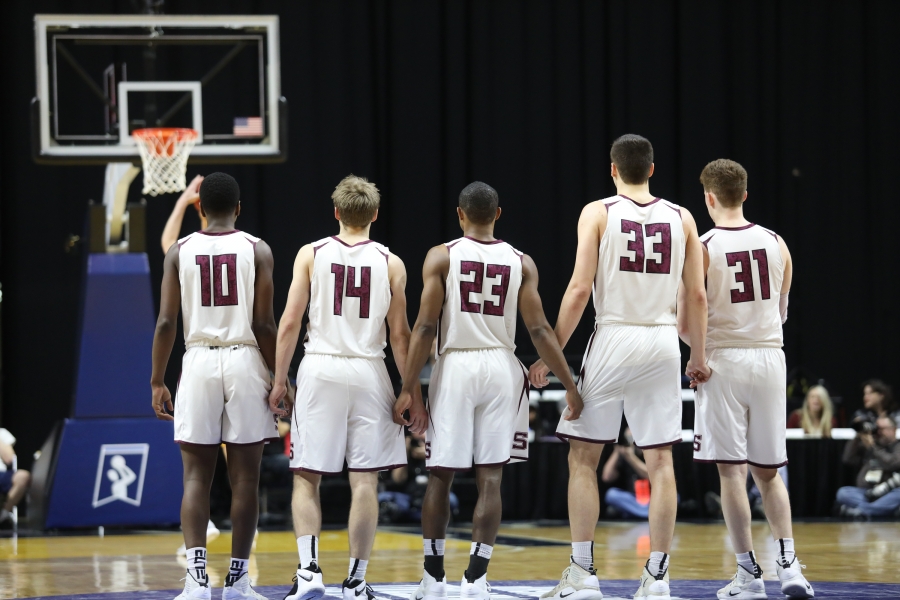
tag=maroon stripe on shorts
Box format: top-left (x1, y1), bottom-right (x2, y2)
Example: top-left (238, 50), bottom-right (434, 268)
top-left (348, 463), bottom-right (408, 473)
top-left (556, 432), bottom-right (616, 445)
top-left (748, 459), bottom-right (789, 469)
top-left (290, 466), bottom-right (343, 475)
top-left (634, 438), bottom-right (683, 450)
top-left (693, 458), bottom-right (748, 465)
top-left (426, 465), bottom-right (474, 472)
top-left (473, 459), bottom-right (511, 468)
top-left (174, 440), bottom-right (221, 447)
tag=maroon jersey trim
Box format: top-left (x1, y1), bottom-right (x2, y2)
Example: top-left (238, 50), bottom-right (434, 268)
top-left (464, 236), bottom-right (504, 245)
top-left (556, 432), bottom-right (617, 445)
top-left (198, 229), bottom-right (241, 236)
top-left (714, 223), bottom-right (755, 231)
top-left (330, 236), bottom-right (373, 248)
top-left (661, 202), bottom-right (682, 219)
top-left (312, 240), bottom-right (330, 256)
top-left (348, 463), bottom-right (408, 473)
top-left (635, 438), bottom-right (683, 450)
top-left (242, 235), bottom-right (258, 249)
top-left (604, 200), bottom-right (620, 211)
top-left (701, 234), bottom-right (716, 248)
top-left (445, 240), bottom-right (461, 250)
top-left (376, 248), bottom-right (389, 264)
top-left (619, 194), bottom-right (661, 207)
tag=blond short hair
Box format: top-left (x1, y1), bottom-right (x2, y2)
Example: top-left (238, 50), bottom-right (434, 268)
top-left (332, 175), bottom-right (380, 228)
top-left (699, 159), bottom-right (747, 208)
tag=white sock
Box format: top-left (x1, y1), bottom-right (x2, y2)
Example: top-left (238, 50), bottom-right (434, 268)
top-left (571, 541), bottom-right (594, 571)
top-left (777, 538), bottom-right (795, 565)
top-left (736, 551), bottom-right (758, 575)
top-left (647, 551), bottom-right (669, 577)
top-left (423, 538), bottom-right (445, 556)
top-left (186, 547), bottom-right (207, 582)
top-left (227, 557), bottom-right (248, 585)
top-left (470, 542), bottom-right (494, 559)
top-left (298, 535), bottom-right (319, 569)
top-left (349, 558), bottom-right (368, 581)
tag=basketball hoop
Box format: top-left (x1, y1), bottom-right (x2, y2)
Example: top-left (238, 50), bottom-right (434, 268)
top-left (133, 128), bottom-right (198, 196)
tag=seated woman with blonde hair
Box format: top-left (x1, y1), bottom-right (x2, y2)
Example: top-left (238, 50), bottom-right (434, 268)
top-left (787, 385), bottom-right (837, 438)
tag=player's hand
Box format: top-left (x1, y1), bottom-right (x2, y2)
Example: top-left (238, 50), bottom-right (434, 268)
top-left (393, 389), bottom-right (428, 434)
top-left (529, 359), bottom-right (551, 388)
top-left (282, 379), bottom-right (295, 417)
top-left (268, 381), bottom-right (288, 417)
top-left (151, 383), bottom-right (174, 421)
top-left (177, 175), bottom-right (203, 208)
top-left (563, 388), bottom-right (584, 421)
top-left (686, 357), bottom-right (711, 387)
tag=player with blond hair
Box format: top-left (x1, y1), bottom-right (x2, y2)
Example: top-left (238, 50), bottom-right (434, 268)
top-left (683, 159), bottom-right (813, 599)
top-left (270, 175), bottom-right (418, 600)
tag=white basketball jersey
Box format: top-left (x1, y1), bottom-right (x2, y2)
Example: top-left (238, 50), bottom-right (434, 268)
top-left (304, 236), bottom-right (392, 359)
top-left (594, 195), bottom-right (686, 325)
top-left (701, 224), bottom-right (784, 349)
top-left (438, 237), bottom-right (523, 354)
top-left (178, 230), bottom-right (260, 347)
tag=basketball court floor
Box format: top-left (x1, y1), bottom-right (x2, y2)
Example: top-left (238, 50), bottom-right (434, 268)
top-left (2, 521), bottom-right (899, 599)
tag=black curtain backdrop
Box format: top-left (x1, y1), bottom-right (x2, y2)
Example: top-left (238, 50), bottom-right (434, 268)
top-left (1, 1), bottom-right (899, 461)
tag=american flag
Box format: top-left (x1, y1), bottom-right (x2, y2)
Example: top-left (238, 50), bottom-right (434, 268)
top-left (233, 117), bottom-right (263, 137)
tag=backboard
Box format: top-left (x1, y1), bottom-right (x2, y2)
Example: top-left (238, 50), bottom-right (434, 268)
top-left (33, 14), bottom-right (285, 165)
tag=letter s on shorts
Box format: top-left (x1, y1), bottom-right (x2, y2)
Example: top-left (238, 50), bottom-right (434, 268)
top-left (425, 441), bottom-right (431, 460)
top-left (693, 434), bottom-right (702, 452)
top-left (513, 431), bottom-right (528, 451)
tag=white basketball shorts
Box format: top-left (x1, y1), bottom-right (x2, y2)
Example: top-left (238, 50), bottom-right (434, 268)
top-left (175, 345), bottom-right (279, 446)
top-left (290, 354), bottom-right (406, 474)
top-left (693, 347), bottom-right (788, 468)
top-left (426, 348), bottom-right (529, 470)
top-left (556, 324), bottom-right (682, 449)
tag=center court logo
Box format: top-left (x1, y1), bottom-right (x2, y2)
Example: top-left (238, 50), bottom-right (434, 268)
top-left (91, 443), bottom-right (149, 508)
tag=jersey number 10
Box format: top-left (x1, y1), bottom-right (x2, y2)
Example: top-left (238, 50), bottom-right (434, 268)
top-left (331, 263), bottom-right (371, 318)
top-left (195, 254), bottom-right (238, 307)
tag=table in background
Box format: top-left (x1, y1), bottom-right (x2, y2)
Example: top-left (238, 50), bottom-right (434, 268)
top-left (500, 438), bottom-right (858, 520)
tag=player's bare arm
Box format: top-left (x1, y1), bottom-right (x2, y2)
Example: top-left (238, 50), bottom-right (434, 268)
top-left (268, 244), bottom-right (314, 414)
top-left (680, 208), bottom-right (711, 384)
top-left (519, 254), bottom-right (583, 420)
top-left (529, 200), bottom-right (607, 387)
top-left (386, 253), bottom-right (426, 433)
top-left (251, 239), bottom-right (286, 415)
top-left (393, 245), bottom-right (449, 429)
top-left (160, 174), bottom-right (203, 253)
top-left (150, 243), bottom-right (181, 421)
top-left (676, 241), bottom-right (710, 345)
top-left (779, 235), bottom-right (793, 323)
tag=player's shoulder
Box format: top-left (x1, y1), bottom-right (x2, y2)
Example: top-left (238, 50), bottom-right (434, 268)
top-left (755, 224), bottom-right (781, 242)
top-left (583, 195), bottom-right (619, 217)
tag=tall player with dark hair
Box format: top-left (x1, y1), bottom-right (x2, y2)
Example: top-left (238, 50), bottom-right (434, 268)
top-left (683, 159), bottom-right (813, 599)
top-left (531, 135), bottom-right (710, 600)
top-left (269, 175), bottom-right (416, 600)
top-left (397, 182), bottom-right (583, 600)
top-left (152, 172), bottom-right (279, 600)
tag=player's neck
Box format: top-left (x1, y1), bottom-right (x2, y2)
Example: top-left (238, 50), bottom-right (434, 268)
top-left (711, 208), bottom-right (750, 228)
top-left (462, 225), bottom-right (496, 242)
top-left (614, 181), bottom-right (655, 204)
top-left (204, 217), bottom-right (237, 232)
top-left (336, 222), bottom-right (371, 244)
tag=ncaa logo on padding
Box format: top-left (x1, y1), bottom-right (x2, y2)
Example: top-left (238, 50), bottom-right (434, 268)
top-left (91, 444), bottom-right (149, 508)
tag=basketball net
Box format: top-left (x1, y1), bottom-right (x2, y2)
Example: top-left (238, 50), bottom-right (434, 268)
top-left (133, 128), bottom-right (198, 196)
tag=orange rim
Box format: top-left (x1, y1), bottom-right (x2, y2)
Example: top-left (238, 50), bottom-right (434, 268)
top-left (133, 128), bottom-right (198, 157)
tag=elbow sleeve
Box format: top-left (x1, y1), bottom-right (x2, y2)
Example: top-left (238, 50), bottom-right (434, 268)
top-left (779, 292), bottom-right (789, 324)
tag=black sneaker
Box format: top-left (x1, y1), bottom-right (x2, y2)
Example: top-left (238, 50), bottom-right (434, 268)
top-left (342, 578), bottom-right (376, 600)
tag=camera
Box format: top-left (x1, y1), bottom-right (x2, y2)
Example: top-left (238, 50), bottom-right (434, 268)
top-left (851, 414), bottom-right (877, 434)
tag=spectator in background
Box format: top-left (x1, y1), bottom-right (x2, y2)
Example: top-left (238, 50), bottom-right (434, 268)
top-left (601, 428), bottom-right (651, 519)
top-left (851, 380), bottom-right (899, 432)
top-left (836, 415), bottom-right (900, 518)
top-left (380, 430), bottom-right (458, 523)
top-left (0, 427), bottom-right (31, 525)
top-left (787, 385), bottom-right (836, 438)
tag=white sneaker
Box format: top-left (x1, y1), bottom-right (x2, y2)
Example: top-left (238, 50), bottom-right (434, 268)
top-left (176, 521), bottom-right (221, 556)
top-left (0, 509), bottom-right (11, 524)
top-left (343, 578), bottom-right (376, 600)
top-left (776, 557), bottom-right (814, 598)
top-left (634, 564), bottom-right (670, 600)
top-left (409, 570), bottom-right (448, 600)
top-left (223, 572), bottom-right (267, 600)
top-left (459, 574), bottom-right (491, 600)
top-left (284, 564), bottom-right (326, 600)
top-left (175, 571), bottom-right (211, 600)
top-left (717, 564), bottom-right (767, 599)
top-left (541, 562), bottom-right (603, 600)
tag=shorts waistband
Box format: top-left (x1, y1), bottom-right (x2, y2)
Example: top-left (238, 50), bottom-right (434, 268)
top-left (186, 342), bottom-right (258, 350)
top-left (594, 321), bottom-right (676, 328)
